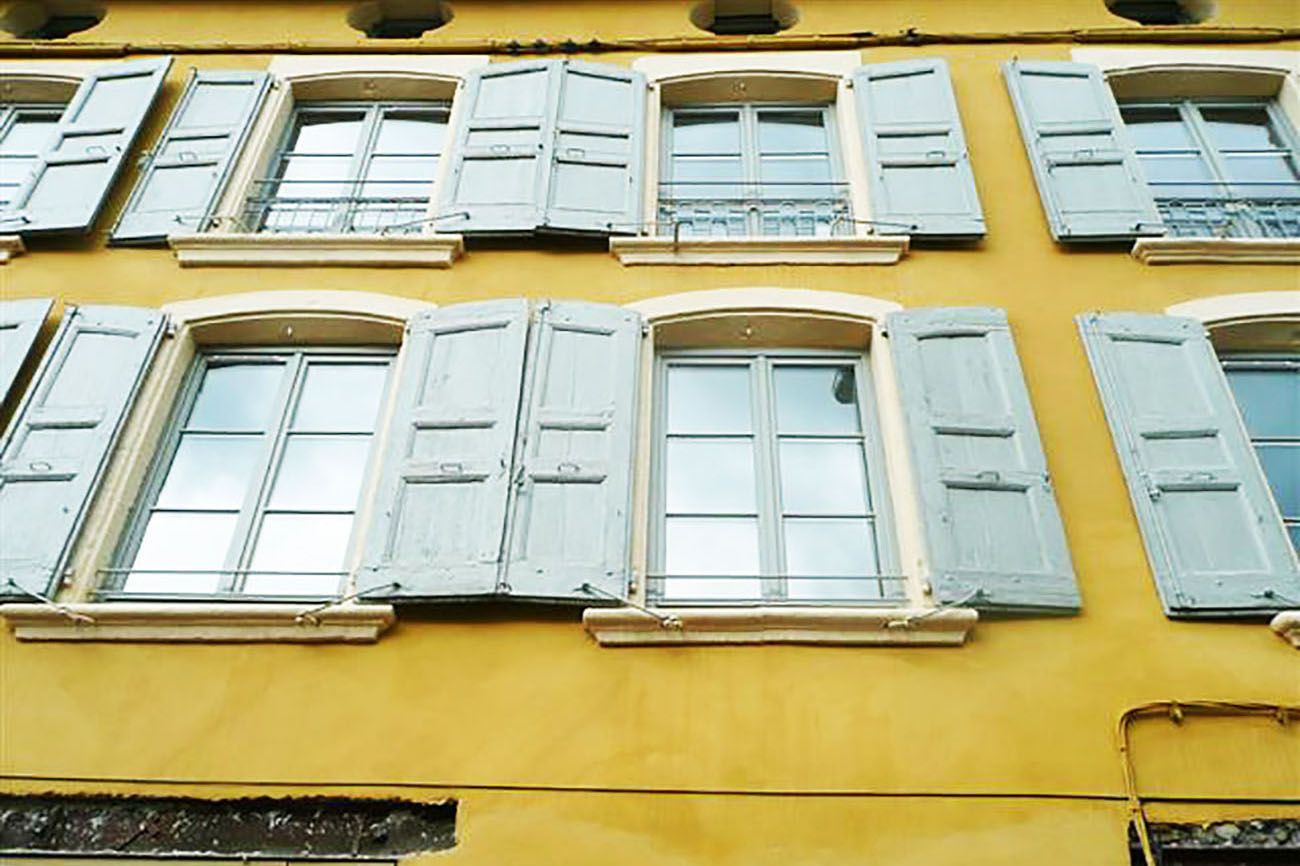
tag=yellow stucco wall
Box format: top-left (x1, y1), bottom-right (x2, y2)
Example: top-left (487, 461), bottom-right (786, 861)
top-left (1, 1), bottom-right (1298, 863)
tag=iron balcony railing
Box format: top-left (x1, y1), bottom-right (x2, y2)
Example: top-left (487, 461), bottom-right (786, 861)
top-left (235, 178), bottom-right (434, 235)
top-left (1155, 196), bottom-right (1300, 239)
top-left (644, 572), bottom-right (910, 606)
top-left (657, 181), bottom-right (853, 238)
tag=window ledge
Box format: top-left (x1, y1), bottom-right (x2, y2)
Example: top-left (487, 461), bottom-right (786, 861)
top-left (1270, 610), bottom-right (1300, 649)
top-left (582, 605), bottom-right (977, 647)
top-left (1131, 237), bottom-right (1300, 265)
top-left (0, 235), bottom-right (25, 264)
top-left (609, 235), bottom-right (909, 266)
top-left (0, 602), bottom-right (395, 643)
top-left (168, 233), bottom-right (464, 268)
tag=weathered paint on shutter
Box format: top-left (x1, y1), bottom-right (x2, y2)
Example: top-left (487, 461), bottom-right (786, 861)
top-left (0, 298), bottom-right (53, 416)
top-left (1077, 312), bottom-right (1300, 616)
top-left (358, 300), bottom-right (530, 600)
top-left (503, 301), bottom-right (641, 601)
top-left (111, 70), bottom-right (271, 244)
top-left (0, 57), bottom-right (172, 236)
top-left (542, 61), bottom-right (647, 235)
top-left (1002, 60), bottom-right (1162, 242)
top-left (0, 305), bottom-right (165, 597)
top-left (439, 60), bottom-right (559, 234)
top-left (888, 307), bottom-right (1079, 613)
top-left (854, 59), bottom-right (985, 238)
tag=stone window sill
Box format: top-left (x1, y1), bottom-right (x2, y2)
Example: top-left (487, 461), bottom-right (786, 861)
top-left (609, 235), bottom-right (909, 266)
top-left (0, 602), bottom-right (395, 643)
top-left (168, 233), bottom-right (464, 268)
top-left (0, 235), bottom-right (25, 264)
top-left (1271, 610), bottom-right (1300, 648)
top-left (1131, 237), bottom-right (1300, 265)
top-left (583, 605), bottom-right (977, 647)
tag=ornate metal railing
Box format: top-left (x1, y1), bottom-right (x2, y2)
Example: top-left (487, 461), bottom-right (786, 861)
top-left (1156, 196), bottom-right (1300, 239)
top-left (236, 178), bottom-right (433, 234)
top-left (657, 183), bottom-right (853, 238)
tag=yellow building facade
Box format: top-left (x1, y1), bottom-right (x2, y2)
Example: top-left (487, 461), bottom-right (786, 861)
top-left (0, 1), bottom-right (1298, 863)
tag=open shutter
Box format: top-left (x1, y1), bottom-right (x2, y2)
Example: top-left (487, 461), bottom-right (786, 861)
top-left (503, 302), bottom-right (641, 602)
top-left (112, 70), bottom-right (270, 244)
top-left (1002, 60), bottom-right (1162, 242)
top-left (888, 307), bottom-right (1078, 613)
top-left (854, 59), bottom-right (985, 238)
top-left (542, 61), bottom-right (646, 235)
top-left (0, 298), bottom-right (53, 413)
top-left (0, 305), bottom-right (164, 598)
top-left (1077, 313), bottom-right (1299, 616)
top-left (0, 57), bottom-right (171, 236)
top-left (358, 300), bottom-right (530, 600)
top-left (439, 60), bottom-right (558, 234)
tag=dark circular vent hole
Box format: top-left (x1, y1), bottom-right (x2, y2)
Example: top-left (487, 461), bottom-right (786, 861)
top-left (1105, 0), bottom-right (1215, 25)
top-left (348, 0), bottom-right (452, 38)
top-left (1, 0), bottom-right (104, 38)
top-left (690, 1), bottom-right (798, 36)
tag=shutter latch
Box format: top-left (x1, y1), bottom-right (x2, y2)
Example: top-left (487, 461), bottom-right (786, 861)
top-left (1140, 472), bottom-right (1162, 500)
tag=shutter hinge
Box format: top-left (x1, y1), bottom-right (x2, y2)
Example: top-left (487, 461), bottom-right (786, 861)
top-left (640, 320), bottom-right (650, 337)
top-left (1140, 472), bottom-right (1162, 500)
top-left (164, 319), bottom-right (178, 338)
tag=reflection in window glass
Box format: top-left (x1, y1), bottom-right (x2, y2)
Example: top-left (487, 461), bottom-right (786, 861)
top-left (1224, 357), bottom-right (1300, 552)
top-left (119, 352), bottom-right (391, 597)
top-left (655, 354), bottom-right (894, 604)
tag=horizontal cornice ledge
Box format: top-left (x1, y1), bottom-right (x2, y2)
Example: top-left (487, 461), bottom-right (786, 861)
top-left (1270, 610), bottom-right (1300, 649)
top-left (168, 233), bottom-right (464, 268)
top-left (1132, 237), bottom-right (1300, 265)
top-left (0, 602), bottom-right (395, 643)
top-left (0, 235), bottom-right (25, 264)
top-left (610, 235), bottom-right (909, 266)
top-left (583, 605), bottom-right (977, 647)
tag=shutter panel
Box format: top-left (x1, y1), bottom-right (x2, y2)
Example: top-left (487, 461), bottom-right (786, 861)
top-left (1077, 312), bottom-right (1300, 616)
top-left (542, 61), bottom-right (647, 235)
top-left (0, 57), bottom-right (172, 236)
top-left (439, 60), bottom-right (559, 234)
top-left (1002, 60), bottom-right (1162, 242)
top-left (0, 305), bottom-right (164, 598)
top-left (111, 70), bottom-right (271, 244)
top-left (503, 301), bottom-right (641, 602)
top-left (0, 298), bottom-right (53, 413)
top-left (358, 300), bottom-right (530, 600)
top-left (854, 59), bottom-right (985, 238)
top-left (888, 307), bottom-right (1079, 613)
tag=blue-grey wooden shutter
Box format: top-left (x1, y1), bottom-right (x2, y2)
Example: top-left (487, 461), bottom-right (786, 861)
top-left (1077, 312), bottom-right (1300, 617)
top-left (358, 300), bottom-right (530, 600)
top-left (0, 298), bottom-right (53, 415)
top-left (888, 307), bottom-right (1078, 613)
top-left (503, 301), bottom-right (641, 602)
top-left (0, 57), bottom-right (172, 237)
top-left (542, 61), bottom-right (646, 235)
top-left (0, 305), bottom-right (165, 598)
top-left (439, 60), bottom-right (559, 234)
top-left (854, 59), bottom-right (985, 238)
top-left (111, 69), bottom-right (271, 244)
top-left (1002, 60), bottom-right (1163, 242)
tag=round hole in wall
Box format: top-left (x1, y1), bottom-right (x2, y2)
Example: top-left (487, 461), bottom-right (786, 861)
top-left (1104, 0), bottom-right (1215, 25)
top-left (1, 0), bottom-right (104, 39)
top-left (347, 0), bottom-right (452, 38)
top-left (690, 0), bottom-right (798, 36)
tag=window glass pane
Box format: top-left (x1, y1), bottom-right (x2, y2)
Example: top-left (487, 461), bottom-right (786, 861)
top-left (1, 115), bottom-right (59, 154)
top-left (293, 363), bottom-right (389, 432)
top-left (672, 112), bottom-right (741, 154)
top-left (125, 512), bottom-right (238, 594)
top-left (287, 111), bottom-right (366, 154)
top-left (268, 436), bottom-right (372, 511)
top-left (244, 513), bottom-right (353, 596)
top-left (1225, 368), bottom-right (1300, 437)
top-left (663, 517), bottom-right (761, 599)
top-left (1136, 154), bottom-right (1217, 198)
top-left (1256, 444), bottom-right (1299, 519)
top-left (1121, 107), bottom-right (1197, 150)
top-left (155, 435), bottom-right (263, 510)
top-left (774, 364), bottom-right (861, 434)
top-left (666, 439), bottom-right (757, 513)
top-left (1199, 107), bottom-right (1287, 151)
top-left (187, 363), bottom-right (285, 431)
top-left (274, 155), bottom-right (355, 199)
top-left (1221, 154), bottom-right (1300, 193)
top-left (757, 111), bottom-right (828, 154)
top-left (759, 156), bottom-right (833, 197)
top-left (374, 111), bottom-right (446, 154)
top-left (784, 518), bottom-right (880, 599)
top-left (779, 441), bottom-right (870, 515)
top-left (666, 365), bottom-right (752, 433)
top-left (360, 155), bottom-right (438, 198)
top-left (668, 156), bottom-right (744, 199)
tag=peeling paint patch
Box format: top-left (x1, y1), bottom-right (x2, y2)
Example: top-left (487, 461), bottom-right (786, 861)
top-left (0, 794), bottom-right (456, 857)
